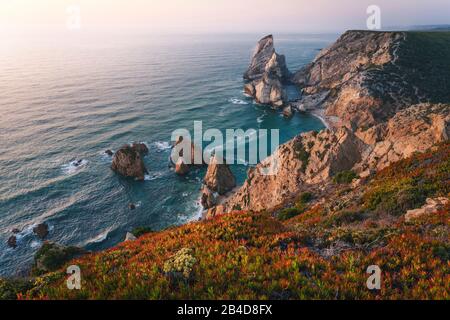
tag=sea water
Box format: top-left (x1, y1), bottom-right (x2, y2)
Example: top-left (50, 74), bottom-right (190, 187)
top-left (0, 32), bottom-right (337, 276)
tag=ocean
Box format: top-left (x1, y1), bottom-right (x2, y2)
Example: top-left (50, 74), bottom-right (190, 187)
top-left (0, 32), bottom-right (337, 276)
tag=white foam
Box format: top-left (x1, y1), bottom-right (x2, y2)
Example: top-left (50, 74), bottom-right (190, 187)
top-left (229, 98), bottom-right (249, 105)
top-left (144, 172), bottom-right (164, 181)
top-left (153, 141), bottom-right (172, 152)
top-left (85, 228), bottom-right (111, 245)
top-left (62, 159), bottom-right (88, 175)
top-left (257, 115), bottom-right (265, 124)
top-left (30, 240), bottom-right (40, 248)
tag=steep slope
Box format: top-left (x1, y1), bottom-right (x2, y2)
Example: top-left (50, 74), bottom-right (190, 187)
top-left (209, 31), bottom-right (450, 215)
top-left (7, 142), bottom-right (450, 300)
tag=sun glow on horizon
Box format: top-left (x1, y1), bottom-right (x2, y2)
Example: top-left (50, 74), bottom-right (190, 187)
top-left (1, 0), bottom-right (449, 34)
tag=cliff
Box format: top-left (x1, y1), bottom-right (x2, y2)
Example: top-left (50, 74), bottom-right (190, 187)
top-left (214, 31), bottom-right (450, 215)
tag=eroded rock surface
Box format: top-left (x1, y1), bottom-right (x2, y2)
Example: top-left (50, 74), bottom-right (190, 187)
top-left (244, 35), bottom-right (289, 109)
top-left (209, 31), bottom-right (450, 216)
top-left (111, 144), bottom-right (149, 181)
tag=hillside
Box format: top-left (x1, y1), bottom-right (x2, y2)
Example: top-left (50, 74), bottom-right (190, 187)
top-left (2, 141), bottom-right (449, 300)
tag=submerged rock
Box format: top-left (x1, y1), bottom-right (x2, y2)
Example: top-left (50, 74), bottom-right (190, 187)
top-left (112, 144), bottom-right (149, 181)
top-left (204, 155), bottom-right (236, 195)
top-left (105, 150), bottom-right (114, 157)
top-left (129, 203), bottom-right (136, 210)
top-left (33, 223), bottom-right (49, 240)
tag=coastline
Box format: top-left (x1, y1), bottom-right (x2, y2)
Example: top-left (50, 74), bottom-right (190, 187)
top-left (309, 108), bottom-right (332, 130)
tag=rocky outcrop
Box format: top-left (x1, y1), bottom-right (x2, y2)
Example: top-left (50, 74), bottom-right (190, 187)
top-left (32, 242), bottom-right (85, 276)
top-left (111, 143), bottom-right (149, 181)
top-left (204, 156), bottom-right (236, 195)
top-left (405, 198), bottom-right (449, 223)
top-left (200, 187), bottom-right (218, 209)
top-left (171, 136), bottom-right (204, 176)
top-left (244, 35), bottom-right (289, 81)
top-left (124, 232), bottom-right (137, 242)
top-left (200, 156), bottom-right (236, 212)
top-left (220, 127), bottom-right (366, 213)
top-left (356, 103), bottom-right (450, 174)
top-left (292, 31), bottom-right (450, 131)
top-left (244, 35), bottom-right (289, 109)
top-left (209, 32), bottom-right (450, 215)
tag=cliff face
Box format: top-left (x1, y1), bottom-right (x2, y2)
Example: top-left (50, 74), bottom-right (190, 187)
top-left (211, 31), bottom-right (450, 216)
top-left (293, 31), bottom-right (450, 131)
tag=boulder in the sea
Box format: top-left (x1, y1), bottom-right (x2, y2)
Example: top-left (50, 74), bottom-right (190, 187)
top-left (200, 187), bottom-right (218, 209)
top-left (204, 155), bottom-right (236, 195)
top-left (283, 105), bottom-right (294, 118)
top-left (7, 236), bottom-right (17, 249)
top-left (172, 136), bottom-right (204, 166)
top-left (124, 232), bottom-right (137, 242)
top-left (129, 203), bottom-right (136, 210)
top-left (32, 242), bottom-right (85, 276)
top-left (175, 158), bottom-right (190, 176)
top-left (33, 223), bottom-right (49, 240)
top-left (105, 150), bottom-right (114, 157)
top-left (111, 144), bottom-right (149, 181)
top-left (11, 228), bottom-right (20, 234)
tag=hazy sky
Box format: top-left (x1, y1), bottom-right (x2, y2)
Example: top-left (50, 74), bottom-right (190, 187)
top-left (1, 0), bottom-right (449, 33)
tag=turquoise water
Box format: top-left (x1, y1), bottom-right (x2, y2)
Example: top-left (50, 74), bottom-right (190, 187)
top-left (0, 33), bottom-right (337, 276)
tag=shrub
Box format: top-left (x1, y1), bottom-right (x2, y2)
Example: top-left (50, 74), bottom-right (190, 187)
top-left (278, 208), bottom-right (304, 221)
top-left (131, 227), bottom-right (153, 238)
top-left (333, 170), bottom-right (358, 184)
top-left (163, 248), bottom-right (197, 279)
top-left (294, 141), bottom-right (310, 173)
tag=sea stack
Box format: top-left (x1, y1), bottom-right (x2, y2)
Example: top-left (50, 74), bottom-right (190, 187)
top-left (111, 143), bottom-right (149, 181)
top-left (244, 35), bottom-right (289, 109)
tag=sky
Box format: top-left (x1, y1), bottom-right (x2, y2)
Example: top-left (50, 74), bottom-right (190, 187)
top-left (1, 0), bottom-right (449, 34)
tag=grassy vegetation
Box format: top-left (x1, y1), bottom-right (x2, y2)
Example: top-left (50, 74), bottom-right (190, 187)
top-left (3, 142), bottom-right (449, 300)
top-left (294, 141), bottom-right (310, 173)
top-left (398, 32), bottom-right (450, 103)
top-left (333, 170), bottom-right (358, 184)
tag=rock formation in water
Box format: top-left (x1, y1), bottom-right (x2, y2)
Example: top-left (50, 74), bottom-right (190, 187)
top-left (200, 155), bottom-right (236, 211)
top-left (204, 155), bottom-right (236, 195)
top-left (111, 143), bottom-right (149, 181)
top-left (171, 136), bottom-right (204, 176)
top-left (33, 223), bottom-right (49, 240)
top-left (207, 31), bottom-right (450, 217)
top-left (244, 35), bottom-right (290, 109)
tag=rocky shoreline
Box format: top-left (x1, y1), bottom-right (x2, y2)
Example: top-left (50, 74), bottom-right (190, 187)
top-left (204, 31), bottom-right (449, 217)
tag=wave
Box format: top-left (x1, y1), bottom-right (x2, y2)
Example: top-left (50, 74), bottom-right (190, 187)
top-left (84, 228), bottom-right (112, 245)
top-left (229, 98), bottom-right (249, 105)
top-left (144, 172), bottom-right (165, 181)
top-left (61, 159), bottom-right (88, 175)
top-left (152, 141), bottom-right (172, 152)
